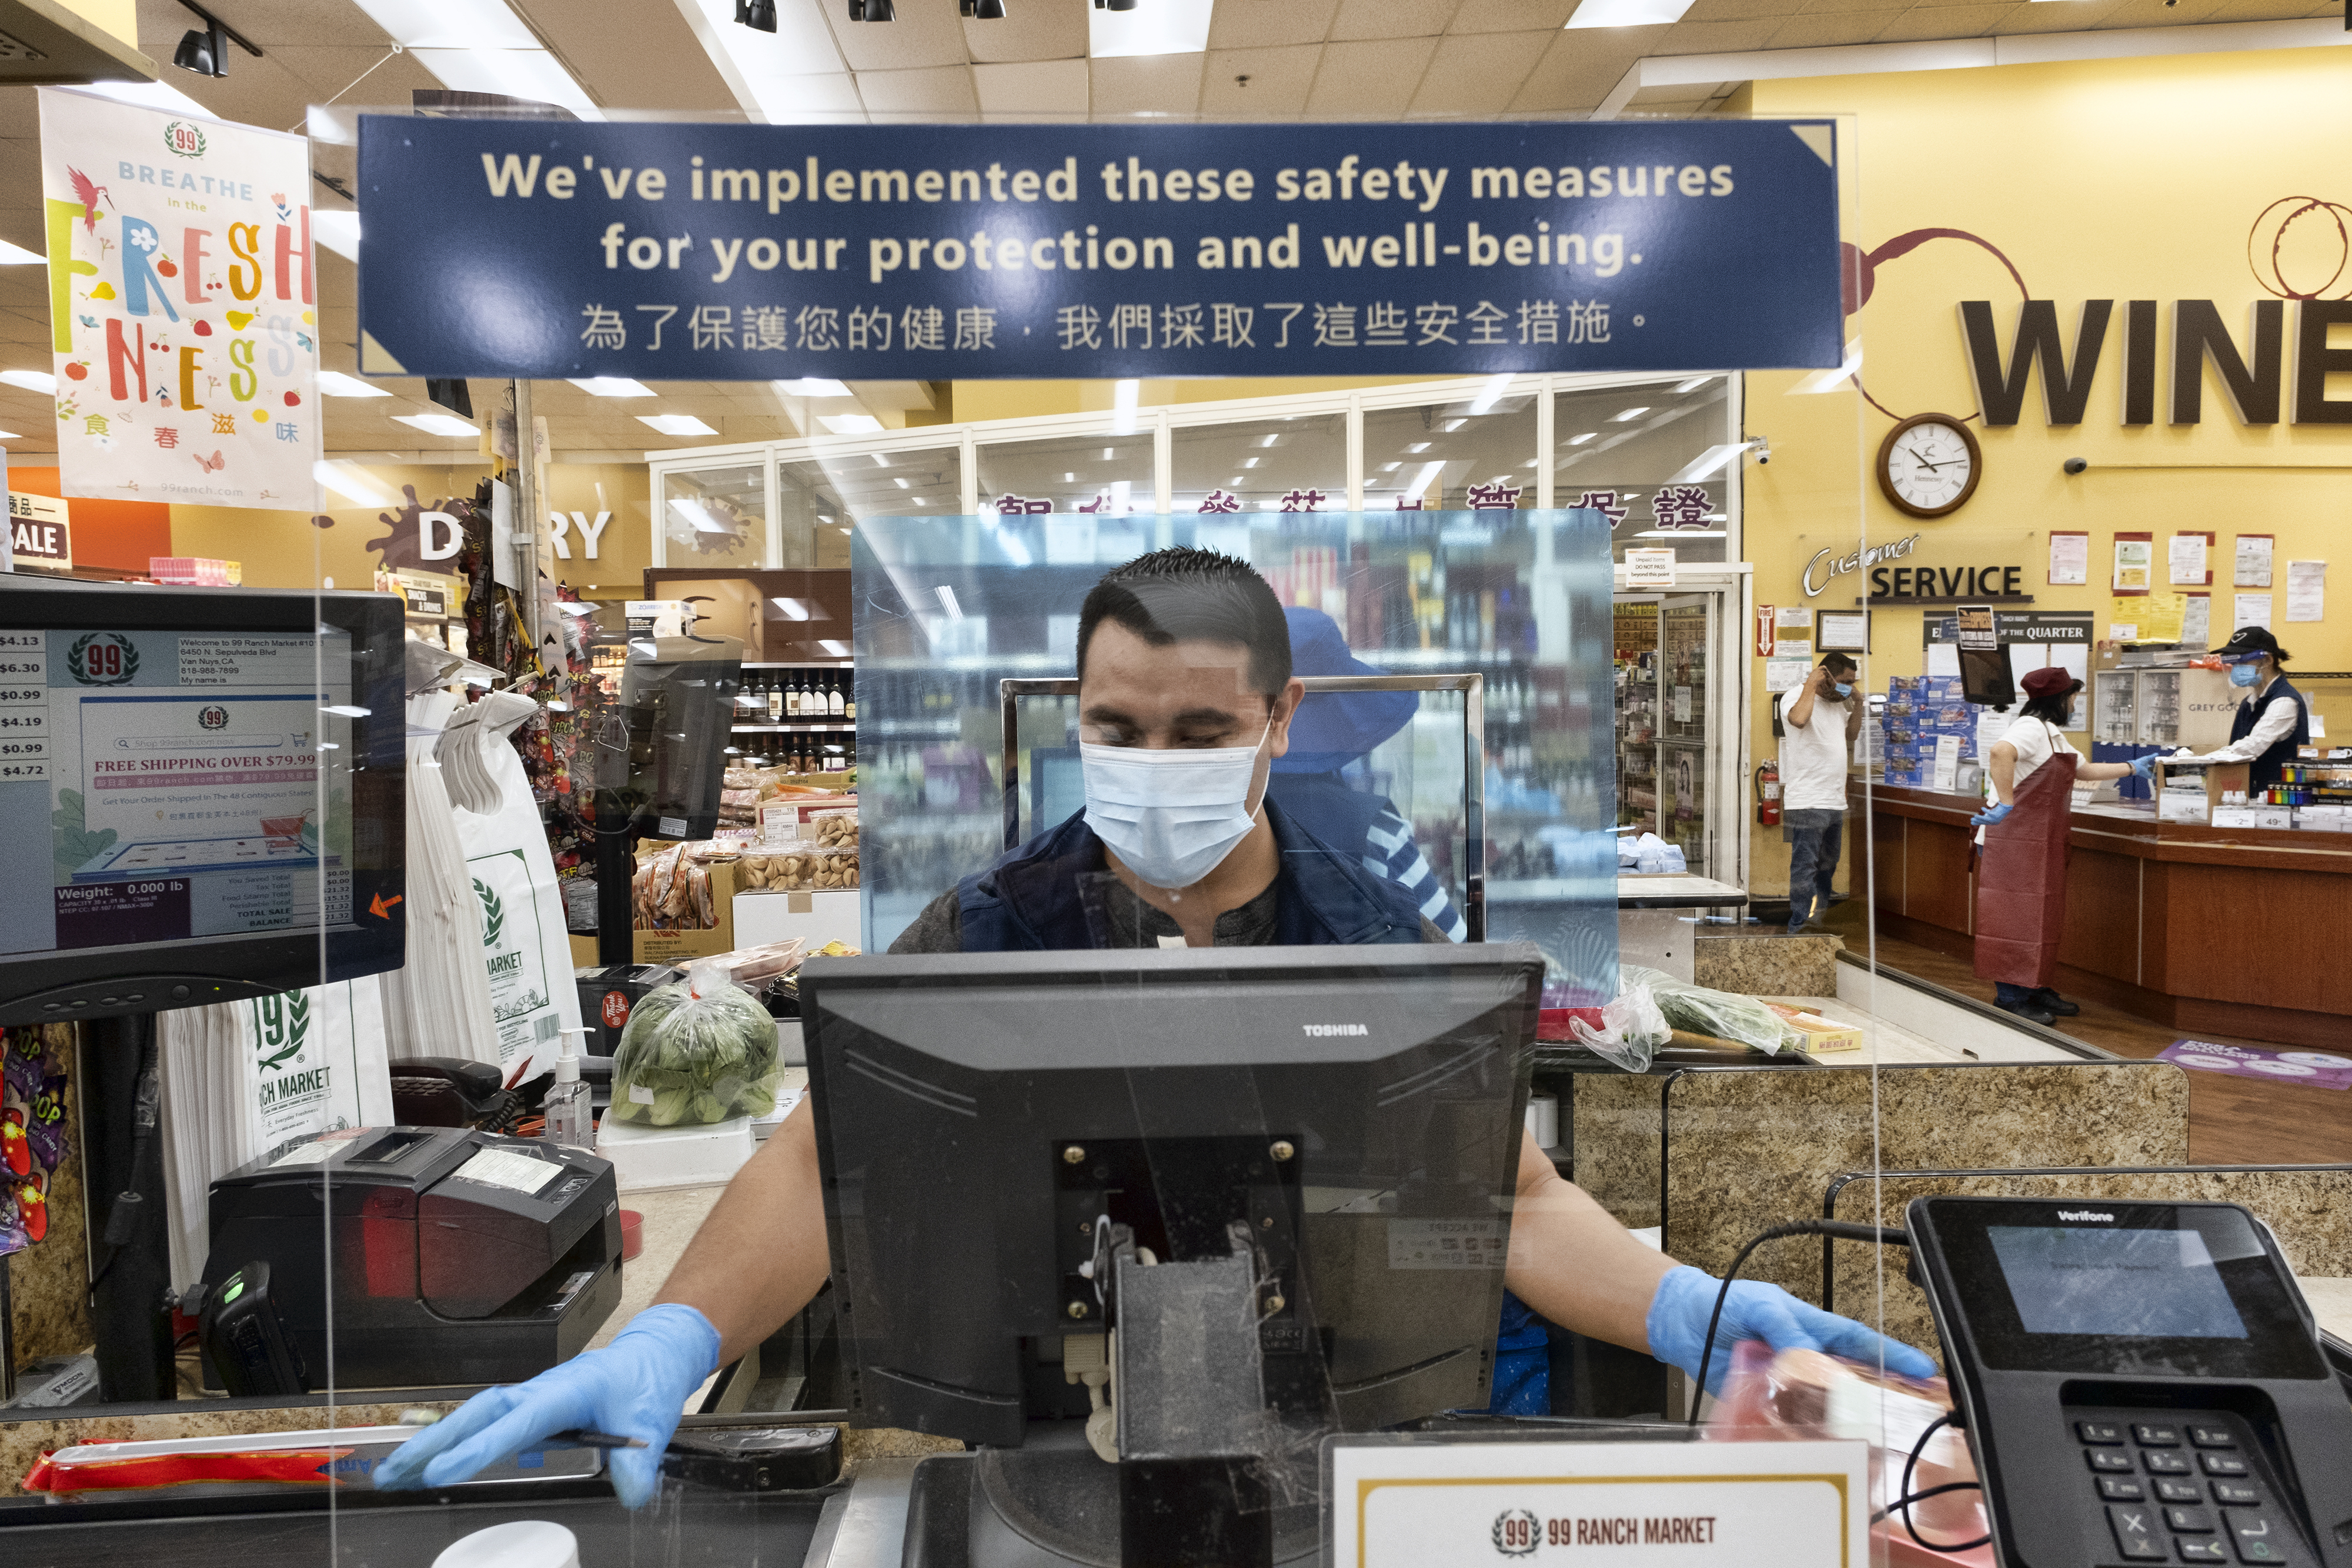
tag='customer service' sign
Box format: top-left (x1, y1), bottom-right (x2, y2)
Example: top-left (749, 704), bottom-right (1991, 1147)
top-left (356, 119), bottom-right (1842, 382)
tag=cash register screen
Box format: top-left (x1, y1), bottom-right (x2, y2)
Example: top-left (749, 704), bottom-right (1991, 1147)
top-left (1944, 1202), bottom-right (2326, 1380)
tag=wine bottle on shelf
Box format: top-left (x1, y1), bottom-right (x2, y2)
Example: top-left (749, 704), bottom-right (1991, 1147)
top-left (787, 672), bottom-right (803, 718)
top-left (844, 678), bottom-right (856, 722)
top-left (797, 671), bottom-right (812, 718)
top-left (827, 675), bottom-right (845, 717)
top-left (761, 673), bottom-right (779, 723)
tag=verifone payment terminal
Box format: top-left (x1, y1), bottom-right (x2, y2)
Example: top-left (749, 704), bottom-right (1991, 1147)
top-left (1908, 1197), bottom-right (2352, 1568)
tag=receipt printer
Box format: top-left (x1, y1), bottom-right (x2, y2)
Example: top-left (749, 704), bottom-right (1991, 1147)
top-left (1909, 1196), bottom-right (2352, 1567)
top-left (202, 1128), bottom-right (622, 1390)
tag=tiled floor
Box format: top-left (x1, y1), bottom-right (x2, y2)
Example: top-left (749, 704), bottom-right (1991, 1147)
top-left (1817, 905), bottom-right (2351, 1167)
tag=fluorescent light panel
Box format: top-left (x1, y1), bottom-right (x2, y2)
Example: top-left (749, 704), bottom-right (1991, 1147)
top-left (775, 378), bottom-right (850, 397)
top-left (1091, 0), bottom-right (1213, 58)
top-left (315, 460), bottom-right (390, 506)
top-left (639, 413), bottom-right (718, 436)
top-left (395, 413), bottom-right (478, 438)
top-left (823, 414), bottom-right (884, 434)
top-left (570, 377), bottom-right (654, 397)
top-left (1, 369), bottom-right (58, 394)
top-left (1566, 0), bottom-right (1696, 25)
top-left (1610, 406), bottom-right (1650, 422)
top-left (0, 240), bottom-right (42, 266)
top-left (316, 370), bottom-right (390, 398)
top-left (312, 211), bottom-right (360, 262)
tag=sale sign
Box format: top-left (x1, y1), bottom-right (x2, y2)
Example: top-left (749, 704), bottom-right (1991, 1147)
top-left (38, 88), bottom-right (319, 509)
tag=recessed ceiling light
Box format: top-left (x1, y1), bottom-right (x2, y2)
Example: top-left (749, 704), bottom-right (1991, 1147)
top-left (316, 370), bottom-right (389, 398)
top-left (311, 211), bottom-right (360, 262)
top-left (823, 414), bottom-right (884, 434)
top-left (0, 239), bottom-right (44, 266)
top-left (639, 413), bottom-right (718, 436)
top-left (1242, 457), bottom-right (1259, 469)
top-left (1101, 447), bottom-right (1115, 460)
top-left (1, 369), bottom-right (58, 394)
top-left (1565, 0), bottom-right (1696, 26)
top-left (1611, 406), bottom-right (1651, 422)
top-left (817, 639), bottom-right (851, 657)
top-left (894, 477), bottom-right (910, 489)
top-left (1064, 472), bottom-right (1075, 482)
top-left (771, 597), bottom-right (814, 620)
top-left (1465, 374), bottom-right (1514, 416)
top-left (395, 412), bottom-right (477, 438)
top-left (1568, 433), bottom-right (1598, 446)
top-left (1406, 442), bottom-right (1431, 453)
top-left (775, 378), bottom-right (850, 396)
top-left (1091, 0), bottom-right (1211, 59)
top-left (0, 429), bottom-right (21, 440)
top-left (1672, 376), bottom-right (1711, 393)
top-left (1257, 434), bottom-right (1279, 448)
top-left (314, 460), bottom-right (390, 506)
top-left (1379, 462), bottom-right (1402, 473)
top-left (570, 376), bottom-right (654, 397)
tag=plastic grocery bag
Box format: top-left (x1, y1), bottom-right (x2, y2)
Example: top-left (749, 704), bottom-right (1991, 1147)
top-left (1568, 980), bottom-right (1673, 1072)
top-left (1623, 964), bottom-right (1806, 1055)
top-left (608, 955), bottom-right (787, 1127)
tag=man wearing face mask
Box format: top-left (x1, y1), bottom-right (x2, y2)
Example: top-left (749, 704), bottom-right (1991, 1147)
top-left (1776, 653), bottom-right (1863, 934)
top-left (377, 548), bottom-right (1933, 1503)
top-left (2176, 627), bottom-right (2308, 794)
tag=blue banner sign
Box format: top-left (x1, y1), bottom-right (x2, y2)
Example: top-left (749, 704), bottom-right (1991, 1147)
top-left (356, 119), bottom-right (1840, 382)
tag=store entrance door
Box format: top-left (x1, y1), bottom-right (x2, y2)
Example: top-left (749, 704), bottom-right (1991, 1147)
top-left (1610, 577), bottom-right (1747, 885)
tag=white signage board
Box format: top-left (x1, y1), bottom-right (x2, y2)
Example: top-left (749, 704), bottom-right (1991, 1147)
top-left (1328, 1438), bottom-right (1870, 1568)
top-left (1625, 548), bottom-right (1677, 589)
top-left (38, 89), bottom-right (320, 509)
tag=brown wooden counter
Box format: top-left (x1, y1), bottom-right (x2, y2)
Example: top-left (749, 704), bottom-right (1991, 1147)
top-left (1863, 785), bottom-right (2352, 1048)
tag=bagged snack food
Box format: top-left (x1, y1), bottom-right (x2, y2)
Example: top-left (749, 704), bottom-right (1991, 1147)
top-left (607, 954), bottom-right (786, 1126)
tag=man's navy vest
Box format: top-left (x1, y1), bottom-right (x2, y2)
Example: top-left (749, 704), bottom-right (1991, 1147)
top-left (2230, 676), bottom-right (2308, 791)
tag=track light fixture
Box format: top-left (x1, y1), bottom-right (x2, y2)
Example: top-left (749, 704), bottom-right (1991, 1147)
top-left (974, 0), bottom-right (1007, 15)
top-left (171, 0), bottom-right (260, 78)
top-left (864, 0), bottom-right (896, 18)
top-left (734, 0), bottom-right (777, 29)
top-left (846, 0), bottom-right (863, 18)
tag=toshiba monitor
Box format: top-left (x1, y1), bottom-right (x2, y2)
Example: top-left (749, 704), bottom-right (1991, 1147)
top-left (0, 577), bottom-right (406, 1025)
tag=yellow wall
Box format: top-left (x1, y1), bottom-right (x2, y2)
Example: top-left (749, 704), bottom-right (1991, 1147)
top-left (1742, 46), bottom-right (2352, 895)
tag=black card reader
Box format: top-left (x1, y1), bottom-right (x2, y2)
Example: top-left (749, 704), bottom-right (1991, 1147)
top-left (1907, 1196), bottom-right (2352, 1567)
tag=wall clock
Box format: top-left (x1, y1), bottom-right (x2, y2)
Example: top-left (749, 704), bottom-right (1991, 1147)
top-left (1875, 413), bottom-right (1981, 519)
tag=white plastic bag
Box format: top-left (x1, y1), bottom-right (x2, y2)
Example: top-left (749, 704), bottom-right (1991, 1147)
top-left (1568, 981), bottom-right (1672, 1072)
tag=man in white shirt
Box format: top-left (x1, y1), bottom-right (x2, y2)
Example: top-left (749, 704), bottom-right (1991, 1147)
top-left (1777, 654), bottom-right (1863, 932)
top-left (2181, 627), bottom-right (2308, 793)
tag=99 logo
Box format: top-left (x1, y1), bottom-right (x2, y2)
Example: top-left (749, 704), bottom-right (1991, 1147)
top-left (66, 633), bottom-right (139, 687)
top-left (1493, 1508), bottom-right (1539, 1557)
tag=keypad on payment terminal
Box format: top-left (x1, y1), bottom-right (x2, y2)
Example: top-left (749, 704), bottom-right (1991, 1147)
top-left (2076, 1409), bottom-right (2293, 1564)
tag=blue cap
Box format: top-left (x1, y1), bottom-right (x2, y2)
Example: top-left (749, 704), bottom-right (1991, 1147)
top-left (1273, 607), bottom-right (1418, 773)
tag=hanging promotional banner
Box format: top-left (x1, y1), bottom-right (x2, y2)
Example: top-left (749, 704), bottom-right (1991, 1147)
top-left (38, 88), bottom-right (320, 508)
top-left (356, 119), bottom-right (1843, 382)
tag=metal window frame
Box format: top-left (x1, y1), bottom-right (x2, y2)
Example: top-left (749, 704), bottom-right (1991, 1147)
top-left (998, 672), bottom-right (1487, 941)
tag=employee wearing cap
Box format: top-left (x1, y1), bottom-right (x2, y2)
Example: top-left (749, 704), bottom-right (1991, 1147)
top-left (1970, 667), bottom-right (2152, 1025)
top-left (2182, 627), bottom-right (2308, 793)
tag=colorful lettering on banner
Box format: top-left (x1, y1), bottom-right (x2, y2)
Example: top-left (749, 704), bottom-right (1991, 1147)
top-left (1277, 488), bottom-right (1330, 513)
top-left (1198, 489), bottom-right (1241, 514)
top-left (38, 89), bottom-right (320, 507)
top-left (1572, 489), bottom-right (1631, 530)
top-left (1466, 481), bottom-right (1522, 510)
top-left (994, 494), bottom-right (1053, 515)
top-left (356, 121), bottom-right (1845, 381)
top-left (1395, 495), bottom-right (1425, 510)
top-left (1650, 484), bottom-right (1713, 530)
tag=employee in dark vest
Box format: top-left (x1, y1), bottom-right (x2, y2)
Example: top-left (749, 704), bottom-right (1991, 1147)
top-left (2181, 627), bottom-right (2308, 792)
top-left (376, 547), bottom-right (1931, 1502)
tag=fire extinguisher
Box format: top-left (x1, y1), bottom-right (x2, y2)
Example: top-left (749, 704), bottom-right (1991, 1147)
top-left (1755, 760), bottom-right (1782, 827)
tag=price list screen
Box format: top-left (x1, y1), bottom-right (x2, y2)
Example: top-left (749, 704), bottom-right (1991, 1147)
top-left (0, 627), bottom-right (356, 957)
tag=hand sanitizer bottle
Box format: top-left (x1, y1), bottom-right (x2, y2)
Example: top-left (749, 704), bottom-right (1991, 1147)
top-left (543, 1032), bottom-right (593, 1150)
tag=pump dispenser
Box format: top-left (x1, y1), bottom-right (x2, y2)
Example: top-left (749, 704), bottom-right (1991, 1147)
top-left (543, 1030), bottom-right (593, 1149)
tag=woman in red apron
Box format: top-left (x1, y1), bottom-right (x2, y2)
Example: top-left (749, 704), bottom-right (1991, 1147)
top-left (1971, 668), bottom-right (2154, 1025)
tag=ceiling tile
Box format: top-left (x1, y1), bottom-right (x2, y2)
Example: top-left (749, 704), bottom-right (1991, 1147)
top-left (2196, 0), bottom-right (2328, 17)
top-left (1869, 2), bottom-right (2017, 35)
top-left (1987, 0), bottom-right (2123, 25)
top-left (135, 0), bottom-right (387, 49)
top-left (1447, 0), bottom-right (1579, 31)
top-left (1651, 16), bottom-right (1790, 49)
top-left (2088, 0), bottom-right (2229, 25)
top-left (974, 57), bottom-right (1088, 112)
top-left (960, 2), bottom-right (1090, 64)
top-left (1679, 0), bottom-right (1806, 20)
top-left (853, 63), bottom-right (981, 112)
top-left (1207, 0), bottom-right (1341, 49)
top-left (1506, 26), bottom-right (1669, 111)
top-left (527, 0), bottom-right (743, 112)
top-left (822, 0), bottom-right (973, 72)
top-left (1407, 31), bottom-right (1550, 113)
top-left (1091, 52), bottom-right (1207, 116)
top-left (1327, 0), bottom-right (1464, 39)
top-left (764, 75), bottom-right (868, 113)
top-left (1198, 44), bottom-right (1325, 116)
top-left (1302, 35), bottom-right (1438, 115)
top-left (1762, 10), bottom-right (1902, 44)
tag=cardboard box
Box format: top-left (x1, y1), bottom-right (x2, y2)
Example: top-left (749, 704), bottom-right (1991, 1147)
top-left (734, 888), bottom-right (862, 952)
top-left (634, 858), bottom-right (740, 963)
top-left (1772, 1007), bottom-right (1864, 1054)
top-left (759, 795), bottom-right (858, 842)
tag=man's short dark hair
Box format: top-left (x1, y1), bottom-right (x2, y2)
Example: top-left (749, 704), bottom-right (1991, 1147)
top-left (1819, 653), bottom-right (1858, 677)
top-left (1077, 547), bottom-right (1293, 697)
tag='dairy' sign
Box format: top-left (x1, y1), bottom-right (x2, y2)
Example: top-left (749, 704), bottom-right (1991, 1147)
top-left (357, 120), bottom-right (1842, 382)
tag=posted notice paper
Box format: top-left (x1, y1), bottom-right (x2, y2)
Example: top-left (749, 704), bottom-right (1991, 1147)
top-left (2235, 535), bottom-right (2274, 588)
top-left (2169, 533), bottom-right (2209, 585)
top-left (2233, 594), bottom-right (2273, 631)
top-left (2286, 561), bottom-right (2326, 623)
top-left (2048, 532), bottom-right (2089, 586)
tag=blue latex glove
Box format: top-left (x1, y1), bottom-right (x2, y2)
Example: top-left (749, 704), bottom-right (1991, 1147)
top-left (372, 1303), bottom-right (720, 1507)
top-left (1969, 801), bottom-right (2013, 828)
top-left (2129, 753), bottom-right (2159, 781)
top-left (1646, 1264), bottom-right (1938, 1396)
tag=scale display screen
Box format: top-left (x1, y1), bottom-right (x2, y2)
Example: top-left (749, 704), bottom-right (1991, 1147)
top-left (1988, 1225), bottom-right (2248, 1340)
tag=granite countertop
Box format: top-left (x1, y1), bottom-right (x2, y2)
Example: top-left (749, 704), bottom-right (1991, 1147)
top-left (2301, 1276), bottom-right (2351, 1343)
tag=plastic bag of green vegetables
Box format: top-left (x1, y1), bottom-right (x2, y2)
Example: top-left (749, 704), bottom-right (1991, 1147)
top-left (1620, 964), bottom-right (1807, 1055)
top-left (609, 959), bottom-right (783, 1126)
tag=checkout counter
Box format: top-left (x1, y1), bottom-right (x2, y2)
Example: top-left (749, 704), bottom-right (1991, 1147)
top-left (1865, 778), bottom-right (2352, 1049)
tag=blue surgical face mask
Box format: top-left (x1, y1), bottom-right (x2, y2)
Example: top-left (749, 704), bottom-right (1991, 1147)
top-left (1082, 718), bottom-right (1272, 890)
top-left (2230, 663), bottom-right (2261, 688)
top-left (1831, 682), bottom-right (1853, 700)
